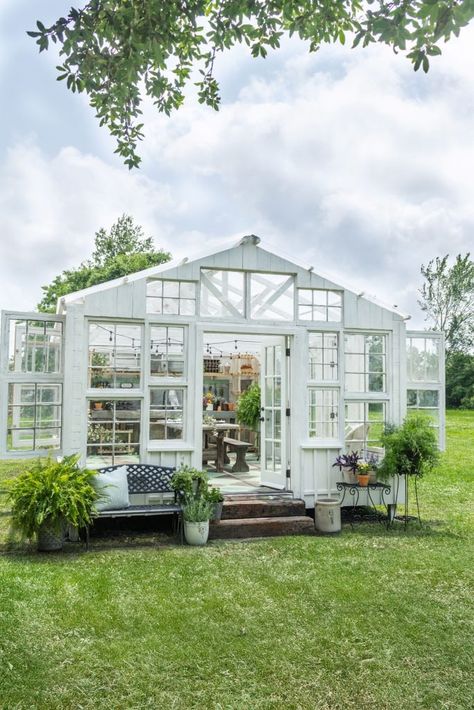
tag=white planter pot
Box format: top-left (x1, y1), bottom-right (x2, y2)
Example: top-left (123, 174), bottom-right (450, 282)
top-left (314, 498), bottom-right (341, 534)
top-left (184, 521), bottom-right (210, 546)
top-left (343, 470), bottom-right (358, 485)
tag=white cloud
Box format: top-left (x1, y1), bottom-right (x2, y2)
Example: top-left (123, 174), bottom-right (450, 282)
top-left (0, 141), bottom-right (179, 310)
top-left (0, 20), bottom-right (473, 324)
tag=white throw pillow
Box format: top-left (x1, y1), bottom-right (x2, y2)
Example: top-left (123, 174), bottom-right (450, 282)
top-left (93, 466), bottom-right (130, 511)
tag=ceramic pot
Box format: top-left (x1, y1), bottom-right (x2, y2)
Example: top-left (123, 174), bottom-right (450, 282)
top-left (343, 470), bottom-right (358, 485)
top-left (368, 470), bottom-right (377, 484)
top-left (184, 521), bottom-right (209, 546)
top-left (357, 473), bottom-right (369, 487)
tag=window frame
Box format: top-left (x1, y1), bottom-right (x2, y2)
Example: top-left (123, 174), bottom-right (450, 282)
top-left (297, 288), bottom-right (343, 323)
top-left (86, 397), bottom-right (142, 466)
top-left (7, 382), bottom-right (63, 453)
top-left (146, 279), bottom-right (197, 317)
top-left (149, 386), bottom-right (186, 443)
top-left (344, 332), bottom-right (388, 395)
top-left (88, 321), bottom-right (143, 391)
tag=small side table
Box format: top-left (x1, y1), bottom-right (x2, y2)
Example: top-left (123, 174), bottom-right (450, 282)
top-left (336, 481), bottom-right (392, 527)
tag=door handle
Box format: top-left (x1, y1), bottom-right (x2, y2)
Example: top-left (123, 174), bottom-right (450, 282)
top-left (259, 416), bottom-right (265, 422)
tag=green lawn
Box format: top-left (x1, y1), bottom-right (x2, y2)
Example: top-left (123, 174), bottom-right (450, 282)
top-left (0, 410), bottom-right (473, 709)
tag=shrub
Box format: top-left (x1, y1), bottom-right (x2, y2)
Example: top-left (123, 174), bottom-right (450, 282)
top-left (377, 416), bottom-right (440, 481)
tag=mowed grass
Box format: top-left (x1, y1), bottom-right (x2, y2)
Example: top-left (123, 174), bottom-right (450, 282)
top-left (0, 411), bottom-right (473, 710)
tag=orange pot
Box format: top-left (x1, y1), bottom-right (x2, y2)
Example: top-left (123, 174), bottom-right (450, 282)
top-left (358, 474), bottom-right (369, 487)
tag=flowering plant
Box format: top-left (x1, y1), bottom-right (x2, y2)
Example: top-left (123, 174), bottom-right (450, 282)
top-left (357, 461), bottom-right (370, 474)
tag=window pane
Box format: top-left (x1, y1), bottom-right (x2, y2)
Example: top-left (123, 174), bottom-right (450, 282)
top-left (7, 383), bottom-right (62, 452)
top-left (150, 326), bottom-right (185, 377)
top-left (309, 388), bottom-right (339, 438)
top-left (250, 273), bottom-right (294, 320)
top-left (407, 337), bottom-right (440, 382)
top-left (309, 332), bottom-right (338, 381)
top-left (149, 388), bottom-right (184, 441)
top-left (146, 280), bottom-right (196, 315)
top-left (298, 290), bottom-right (342, 321)
top-left (87, 399), bottom-right (141, 465)
top-left (89, 323), bottom-right (141, 389)
top-left (200, 270), bottom-right (245, 317)
top-left (345, 334), bottom-right (387, 393)
top-left (345, 401), bottom-right (386, 452)
top-left (8, 319), bottom-right (62, 374)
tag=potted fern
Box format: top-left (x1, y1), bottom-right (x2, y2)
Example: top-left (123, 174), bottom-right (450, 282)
top-left (8, 455), bottom-right (98, 551)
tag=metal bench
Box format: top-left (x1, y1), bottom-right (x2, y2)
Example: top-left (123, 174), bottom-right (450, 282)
top-left (223, 437), bottom-right (250, 473)
top-left (86, 464), bottom-right (182, 548)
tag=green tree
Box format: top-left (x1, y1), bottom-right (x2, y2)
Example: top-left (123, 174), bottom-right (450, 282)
top-left (418, 253), bottom-right (474, 354)
top-left (29, 1), bottom-right (474, 168)
top-left (38, 214), bottom-right (171, 312)
top-left (445, 352), bottom-right (474, 408)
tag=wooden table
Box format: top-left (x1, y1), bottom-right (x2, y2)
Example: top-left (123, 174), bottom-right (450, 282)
top-left (202, 423), bottom-right (240, 472)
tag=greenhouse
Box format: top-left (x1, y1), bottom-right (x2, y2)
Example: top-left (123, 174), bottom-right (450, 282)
top-left (0, 235), bottom-right (444, 510)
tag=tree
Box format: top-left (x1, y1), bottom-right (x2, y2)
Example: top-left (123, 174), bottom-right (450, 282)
top-left (445, 352), bottom-right (474, 408)
top-left (418, 253), bottom-right (474, 354)
top-left (38, 214), bottom-right (171, 312)
top-left (29, 1), bottom-right (474, 168)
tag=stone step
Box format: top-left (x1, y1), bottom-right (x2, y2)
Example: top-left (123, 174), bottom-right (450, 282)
top-left (210, 515), bottom-right (315, 540)
top-left (222, 498), bottom-right (306, 520)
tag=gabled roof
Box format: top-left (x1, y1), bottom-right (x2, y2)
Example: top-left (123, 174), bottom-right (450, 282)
top-left (59, 234), bottom-right (407, 318)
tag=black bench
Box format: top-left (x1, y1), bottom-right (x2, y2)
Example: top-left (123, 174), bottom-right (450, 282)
top-left (86, 464), bottom-right (182, 547)
top-left (223, 437), bottom-right (250, 473)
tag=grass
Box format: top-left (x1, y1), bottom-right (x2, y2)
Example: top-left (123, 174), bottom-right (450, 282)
top-left (0, 410), bottom-right (473, 709)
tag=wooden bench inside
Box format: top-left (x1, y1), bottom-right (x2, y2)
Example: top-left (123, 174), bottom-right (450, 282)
top-left (223, 437), bottom-right (251, 473)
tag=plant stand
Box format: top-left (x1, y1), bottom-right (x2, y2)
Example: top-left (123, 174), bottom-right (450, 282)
top-left (393, 474), bottom-right (422, 529)
top-left (336, 481), bottom-right (392, 528)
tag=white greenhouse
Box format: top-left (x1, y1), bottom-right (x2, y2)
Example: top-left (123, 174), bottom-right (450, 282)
top-left (0, 235), bottom-right (444, 513)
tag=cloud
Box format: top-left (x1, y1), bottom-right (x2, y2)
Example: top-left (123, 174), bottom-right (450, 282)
top-left (1, 20), bottom-right (473, 324)
top-left (140, 29), bottom-right (474, 323)
top-left (0, 141), bottom-right (180, 310)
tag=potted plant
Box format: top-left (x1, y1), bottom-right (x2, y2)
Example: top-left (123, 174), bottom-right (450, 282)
top-left (377, 415), bottom-right (440, 524)
top-left (171, 466), bottom-right (209, 502)
top-left (356, 461), bottom-right (370, 487)
top-left (236, 383), bottom-right (261, 431)
top-left (182, 497), bottom-right (214, 545)
top-left (332, 451), bottom-right (362, 484)
top-left (207, 486), bottom-right (224, 522)
top-left (7, 455), bottom-right (98, 551)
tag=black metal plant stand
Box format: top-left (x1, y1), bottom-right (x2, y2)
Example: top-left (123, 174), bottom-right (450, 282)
top-left (393, 474), bottom-right (422, 529)
top-left (336, 481), bottom-right (392, 527)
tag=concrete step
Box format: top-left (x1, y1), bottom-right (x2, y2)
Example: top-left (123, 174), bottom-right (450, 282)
top-left (222, 498), bottom-right (306, 520)
top-left (210, 515), bottom-right (315, 540)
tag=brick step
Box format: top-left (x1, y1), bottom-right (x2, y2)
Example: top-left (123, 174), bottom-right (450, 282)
top-left (222, 498), bottom-right (306, 520)
top-left (210, 515), bottom-right (315, 540)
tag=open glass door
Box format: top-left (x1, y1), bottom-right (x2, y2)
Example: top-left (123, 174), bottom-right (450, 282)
top-left (260, 337), bottom-right (288, 489)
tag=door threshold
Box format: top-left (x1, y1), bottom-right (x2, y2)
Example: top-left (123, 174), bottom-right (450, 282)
top-left (224, 489), bottom-right (294, 500)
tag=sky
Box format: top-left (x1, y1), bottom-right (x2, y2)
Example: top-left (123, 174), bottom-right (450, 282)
top-left (1, 2), bottom-right (473, 326)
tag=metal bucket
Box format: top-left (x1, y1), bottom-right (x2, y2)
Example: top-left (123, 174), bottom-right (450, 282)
top-left (314, 498), bottom-right (341, 534)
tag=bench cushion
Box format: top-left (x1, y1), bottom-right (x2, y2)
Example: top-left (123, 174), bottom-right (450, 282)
top-left (93, 466), bottom-right (130, 511)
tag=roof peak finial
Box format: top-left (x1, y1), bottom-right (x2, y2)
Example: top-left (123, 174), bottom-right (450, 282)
top-left (239, 234), bottom-right (261, 247)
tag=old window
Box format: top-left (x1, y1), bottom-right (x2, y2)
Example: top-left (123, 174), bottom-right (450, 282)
top-left (150, 326), bottom-right (185, 378)
top-left (89, 322), bottom-right (141, 389)
top-left (249, 273), bottom-right (294, 320)
top-left (407, 389), bottom-right (439, 426)
top-left (7, 383), bottom-right (62, 452)
top-left (308, 332), bottom-right (339, 381)
top-left (345, 401), bottom-right (386, 454)
top-left (298, 289), bottom-right (342, 322)
top-left (309, 389), bottom-right (339, 439)
top-left (8, 319), bottom-right (62, 374)
top-left (345, 334), bottom-right (386, 393)
top-left (149, 388), bottom-right (184, 441)
top-left (200, 270), bottom-right (245, 318)
top-left (407, 336), bottom-right (440, 382)
top-left (87, 399), bottom-right (141, 465)
top-left (147, 280), bottom-right (196, 316)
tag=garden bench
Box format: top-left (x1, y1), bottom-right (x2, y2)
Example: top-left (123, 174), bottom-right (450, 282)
top-left (223, 437), bottom-right (250, 473)
top-left (86, 464), bottom-right (182, 548)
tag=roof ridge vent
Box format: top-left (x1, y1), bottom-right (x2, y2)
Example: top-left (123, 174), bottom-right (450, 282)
top-left (238, 234), bottom-right (261, 247)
